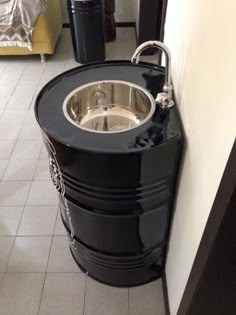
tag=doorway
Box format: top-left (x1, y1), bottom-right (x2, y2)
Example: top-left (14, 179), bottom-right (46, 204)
top-left (137, 0), bottom-right (168, 45)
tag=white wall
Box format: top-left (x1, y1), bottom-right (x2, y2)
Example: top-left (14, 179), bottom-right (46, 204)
top-left (60, 0), bottom-right (139, 24)
top-left (164, 0), bottom-right (236, 314)
top-left (135, 0), bottom-right (140, 36)
top-left (115, 0), bottom-right (138, 22)
top-left (60, 0), bottom-right (69, 23)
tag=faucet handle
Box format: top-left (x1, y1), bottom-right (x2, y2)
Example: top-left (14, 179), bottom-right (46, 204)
top-left (131, 41), bottom-right (174, 109)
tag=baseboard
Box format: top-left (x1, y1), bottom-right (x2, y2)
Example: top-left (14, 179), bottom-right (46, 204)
top-left (63, 22), bottom-right (136, 29)
top-left (162, 272), bottom-right (170, 315)
top-left (115, 22), bottom-right (135, 28)
top-left (63, 23), bottom-right (70, 28)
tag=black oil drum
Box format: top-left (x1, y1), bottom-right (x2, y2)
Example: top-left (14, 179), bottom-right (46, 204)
top-left (67, 0), bottom-right (105, 63)
top-left (35, 41), bottom-right (183, 287)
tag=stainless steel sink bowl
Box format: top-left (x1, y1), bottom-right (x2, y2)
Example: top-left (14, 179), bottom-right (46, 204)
top-left (63, 80), bottom-right (156, 133)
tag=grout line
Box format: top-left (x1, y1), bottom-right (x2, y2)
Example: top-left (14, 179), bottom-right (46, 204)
top-left (6, 143), bottom-right (40, 261)
top-left (2, 270), bottom-right (84, 275)
top-left (4, 271), bottom-right (82, 274)
top-left (1, 158), bottom-right (41, 182)
top-left (37, 253), bottom-right (51, 315)
top-left (0, 179), bottom-right (52, 182)
top-left (52, 205), bottom-right (61, 236)
top-left (0, 101), bottom-right (43, 185)
top-left (3, 235), bottom-right (17, 274)
top-left (6, 205), bottom-right (24, 238)
top-left (11, 234), bottom-right (59, 238)
top-left (4, 63), bottom-right (28, 108)
top-left (1, 63), bottom-right (7, 74)
top-left (82, 272), bottom-right (88, 315)
top-left (27, 64), bottom-right (48, 112)
top-left (128, 288), bottom-right (130, 315)
top-left (0, 80), bottom-right (43, 183)
top-left (13, 181), bottom-right (34, 238)
top-left (0, 272), bottom-right (7, 295)
top-left (32, 154), bottom-right (43, 182)
top-left (0, 270), bottom-right (5, 283)
top-left (37, 214), bottom-right (57, 315)
top-left (0, 141), bottom-right (19, 185)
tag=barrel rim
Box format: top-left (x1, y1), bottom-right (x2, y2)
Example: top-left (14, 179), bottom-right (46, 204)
top-left (34, 60), bottom-right (181, 154)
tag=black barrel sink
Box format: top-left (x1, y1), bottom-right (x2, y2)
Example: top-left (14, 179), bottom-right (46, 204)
top-left (35, 41), bottom-right (183, 287)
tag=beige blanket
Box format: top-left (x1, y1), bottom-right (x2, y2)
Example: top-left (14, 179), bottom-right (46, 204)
top-left (0, 0), bottom-right (47, 50)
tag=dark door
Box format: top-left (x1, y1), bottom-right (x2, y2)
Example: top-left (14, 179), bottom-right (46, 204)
top-left (138, 0), bottom-right (168, 56)
top-left (187, 191), bottom-right (236, 315)
top-left (177, 140), bottom-right (236, 315)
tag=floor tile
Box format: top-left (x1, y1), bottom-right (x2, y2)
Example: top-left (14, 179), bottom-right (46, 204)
top-left (84, 277), bottom-right (129, 315)
top-left (0, 273), bottom-right (3, 288)
top-left (11, 140), bottom-right (42, 159)
top-left (47, 236), bottom-right (79, 272)
top-left (0, 181), bottom-right (31, 206)
top-left (17, 205), bottom-right (57, 236)
top-left (34, 159), bottom-right (51, 180)
top-left (0, 72), bottom-right (21, 85)
top-left (0, 110), bottom-right (27, 124)
top-left (3, 159), bottom-right (38, 181)
top-left (0, 27), bottom-right (156, 315)
top-left (0, 273), bottom-right (44, 315)
top-left (4, 62), bottom-right (26, 74)
top-left (40, 145), bottom-right (48, 159)
top-left (54, 210), bottom-right (66, 236)
top-left (0, 98), bottom-right (8, 110)
top-left (18, 124), bottom-right (42, 140)
top-left (26, 181), bottom-right (58, 206)
top-left (37, 80), bottom-right (49, 91)
top-left (0, 160), bottom-right (8, 180)
top-left (129, 279), bottom-right (165, 315)
top-left (0, 141), bottom-right (15, 159)
top-left (13, 82), bottom-right (38, 97)
top-left (7, 236), bottom-right (52, 272)
top-left (41, 68), bottom-right (65, 80)
top-left (22, 63), bottom-right (45, 77)
top-left (20, 72), bottom-right (43, 84)
top-left (0, 123), bottom-right (22, 140)
top-left (6, 94), bottom-right (34, 110)
top-left (0, 63), bottom-right (6, 74)
top-left (0, 207), bottom-right (23, 236)
top-left (39, 273), bottom-right (85, 315)
top-left (0, 237), bottom-right (14, 272)
top-left (0, 84), bottom-right (15, 99)
top-left (23, 110), bottom-right (37, 124)
top-left (139, 54), bottom-right (159, 64)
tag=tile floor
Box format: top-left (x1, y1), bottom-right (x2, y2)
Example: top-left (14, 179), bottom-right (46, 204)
top-left (0, 28), bottom-right (165, 315)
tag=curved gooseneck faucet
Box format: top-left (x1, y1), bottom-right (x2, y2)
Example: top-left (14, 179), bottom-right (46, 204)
top-left (131, 41), bottom-right (174, 109)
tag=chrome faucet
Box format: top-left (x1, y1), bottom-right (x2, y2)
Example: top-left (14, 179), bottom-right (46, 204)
top-left (131, 41), bottom-right (174, 109)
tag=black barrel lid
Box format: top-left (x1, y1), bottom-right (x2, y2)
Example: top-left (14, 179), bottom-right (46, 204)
top-left (35, 61), bottom-right (181, 153)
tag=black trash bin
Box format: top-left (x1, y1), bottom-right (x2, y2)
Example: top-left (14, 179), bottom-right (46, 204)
top-left (67, 0), bottom-right (105, 63)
